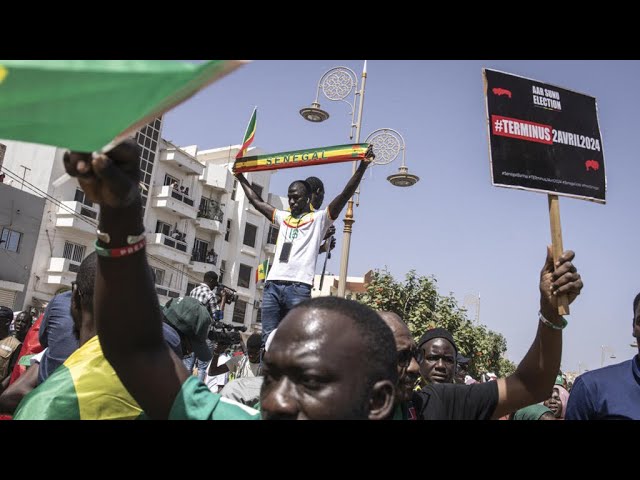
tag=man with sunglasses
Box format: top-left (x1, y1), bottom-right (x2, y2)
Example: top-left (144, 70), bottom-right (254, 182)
top-left (379, 311), bottom-right (422, 420)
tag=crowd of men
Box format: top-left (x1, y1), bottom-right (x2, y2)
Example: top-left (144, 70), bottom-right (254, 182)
top-left (0, 139), bottom-right (637, 420)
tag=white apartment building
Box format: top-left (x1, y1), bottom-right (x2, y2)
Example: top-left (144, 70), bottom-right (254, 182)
top-left (0, 117), bottom-right (285, 331)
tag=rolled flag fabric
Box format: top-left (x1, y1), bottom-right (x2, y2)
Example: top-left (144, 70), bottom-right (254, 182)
top-left (0, 60), bottom-right (247, 152)
top-left (233, 143), bottom-right (370, 173)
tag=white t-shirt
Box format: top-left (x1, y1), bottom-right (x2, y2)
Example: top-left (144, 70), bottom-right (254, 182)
top-left (267, 208), bottom-right (333, 285)
top-left (204, 353), bottom-right (230, 393)
top-left (225, 354), bottom-right (261, 379)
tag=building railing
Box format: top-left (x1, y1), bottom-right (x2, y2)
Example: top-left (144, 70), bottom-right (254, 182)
top-left (162, 235), bottom-right (188, 253)
top-left (191, 250), bottom-right (218, 265)
top-left (170, 188), bottom-right (195, 207)
top-left (198, 202), bottom-right (224, 222)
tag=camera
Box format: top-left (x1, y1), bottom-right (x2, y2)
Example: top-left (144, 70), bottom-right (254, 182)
top-left (208, 320), bottom-right (247, 346)
top-left (216, 284), bottom-right (239, 304)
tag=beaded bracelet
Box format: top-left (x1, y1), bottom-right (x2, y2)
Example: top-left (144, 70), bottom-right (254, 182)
top-left (538, 311), bottom-right (568, 330)
top-left (94, 238), bottom-right (146, 258)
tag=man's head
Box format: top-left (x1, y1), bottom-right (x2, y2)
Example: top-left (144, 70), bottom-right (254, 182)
top-left (71, 252), bottom-right (97, 341)
top-left (246, 333), bottom-right (261, 364)
top-left (0, 306), bottom-right (13, 339)
top-left (13, 311), bottom-right (31, 342)
top-left (633, 292), bottom-right (640, 348)
top-left (455, 353), bottom-right (470, 384)
top-left (163, 296), bottom-right (212, 362)
top-left (417, 328), bottom-right (457, 384)
top-left (305, 176), bottom-right (325, 210)
top-left (287, 180), bottom-right (312, 217)
top-left (204, 271), bottom-right (219, 290)
top-left (261, 297), bottom-right (397, 420)
top-left (378, 311), bottom-right (421, 404)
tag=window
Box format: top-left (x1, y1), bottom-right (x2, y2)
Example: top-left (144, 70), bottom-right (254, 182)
top-left (238, 264), bottom-right (252, 289)
top-left (156, 221), bottom-right (172, 236)
top-left (62, 241), bottom-right (86, 263)
top-left (0, 228), bottom-right (22, 253)
top-left (151, 267), bottom-right (165, 286)
top-left (135, 118), bottom-right (162, 216)
top-left (251, 183), bottom-right (263, 198)
top-left (231, 180), bottom-right (238, 200)
top-left (199, 197), bottom-right (210, 216)
top-left (255, 302), bottom-right (262, 324)
top-left (224, 219), bottom-right (231, 242)
top-left (243, 223), bottom-right (257, 248)
top-left (73, 188), bottom-right (94, 207)
top-left (220, 260), bottom-right (226, 284)
top-left (164, 174), bottom-right (179, 187)
top-left (192, 238), bottom-right (210, 263)
top-left (232, 299), bottom-right (247, 324)
top-left (186, 282), bottom-right (197, 296)
top-left (267, 225), bottom-right (279, 245)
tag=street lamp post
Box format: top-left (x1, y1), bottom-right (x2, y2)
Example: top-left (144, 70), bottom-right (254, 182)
top-left (300, 61), bottom-right (419, 297)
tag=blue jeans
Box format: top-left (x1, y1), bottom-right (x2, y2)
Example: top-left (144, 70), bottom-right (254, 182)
top-left (261, 281), bottom-right (312, 347)
top-left (183, 338), bottom-right (213, 381)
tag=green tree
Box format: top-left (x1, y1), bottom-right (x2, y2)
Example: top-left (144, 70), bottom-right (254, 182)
top-left (357, 269), bottom-right (516, 379)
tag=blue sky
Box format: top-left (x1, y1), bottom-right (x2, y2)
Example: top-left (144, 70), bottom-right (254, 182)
top-left (162, 60), bottom-right (640, 375)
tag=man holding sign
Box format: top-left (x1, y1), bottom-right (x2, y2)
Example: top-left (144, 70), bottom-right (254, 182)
top-left (233, 150), bottom-right (374, 347)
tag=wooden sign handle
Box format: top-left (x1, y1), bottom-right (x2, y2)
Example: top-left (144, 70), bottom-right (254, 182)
top-left (548, 195), bottom-right (570, 315)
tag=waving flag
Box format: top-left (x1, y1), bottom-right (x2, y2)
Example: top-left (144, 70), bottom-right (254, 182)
top-left (236, 107), bottom-right (257, 159)
top-left (0, 60), bottom-right (247, 152)
top-left (255, 259), bottom-right (269, 285)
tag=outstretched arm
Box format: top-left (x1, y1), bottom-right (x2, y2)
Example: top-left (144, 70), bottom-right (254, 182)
top-left (234, 172), bottom-right (275, 221)
top-left (491, 247), bottom-right (583, 419)
top-left (64, 140), bottom-right (189, 419)
top-left (327, 150), bottom-right (374, 220)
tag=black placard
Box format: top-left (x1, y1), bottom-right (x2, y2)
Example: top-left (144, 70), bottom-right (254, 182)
top-left (483, 69), bottom-right (606, 203)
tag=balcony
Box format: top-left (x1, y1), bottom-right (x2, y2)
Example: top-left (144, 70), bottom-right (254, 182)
top-left (159, 148), bottom-right (204, 176)
top-left (55, 201), bottom-right (98, 235)
top-left (46, 257), bottom-right (80, 285)
top-left (263, 243), bottom-right (276, 255)
top-left (146, 233), bottom-right (190, 264)
top-left (199, 163), bottom-right (232, 192)
top-left (151, 185), bottom-right (198, 219)
top-left (189, 251), bottom-right (220, 275)
top-left (196, 204), bottom-right (225, 234)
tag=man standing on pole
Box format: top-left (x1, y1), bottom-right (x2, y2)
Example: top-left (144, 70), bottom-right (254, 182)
top-left (233, 149), bottom-right (373, 347)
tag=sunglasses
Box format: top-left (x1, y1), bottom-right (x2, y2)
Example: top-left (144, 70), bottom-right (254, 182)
top-left (398, 347), bottom-right (424, 367)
